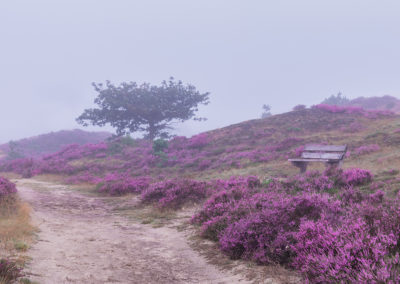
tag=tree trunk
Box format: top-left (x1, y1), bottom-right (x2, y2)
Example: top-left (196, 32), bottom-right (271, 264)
top-left (148, 123), bottom-right (156, 141)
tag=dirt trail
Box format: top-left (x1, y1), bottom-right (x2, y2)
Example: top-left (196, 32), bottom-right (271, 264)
top-left (15, 179), bottom-right (254, 284)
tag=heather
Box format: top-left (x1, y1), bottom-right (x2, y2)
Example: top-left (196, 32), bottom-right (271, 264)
top-left (141, 179), bottom-right (211, 209)
top-left (0, 177), bottom-right (17, 200)
top-left (96, 174), bottom-right (151, 196)
top-left (192, 170), bottom-right (400, 283)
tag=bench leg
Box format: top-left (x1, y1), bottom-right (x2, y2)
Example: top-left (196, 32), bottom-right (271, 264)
top-left (292, 162), bottom-right (308, 173)
top-left (300, 162), bottom-right (308, 173)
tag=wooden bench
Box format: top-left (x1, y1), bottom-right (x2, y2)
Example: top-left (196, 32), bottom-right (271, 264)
top-left (288, 145), bottom-right (347, 173)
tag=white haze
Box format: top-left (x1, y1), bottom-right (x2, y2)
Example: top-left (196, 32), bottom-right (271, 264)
top-left (0, 0), bottom-right (400, 143)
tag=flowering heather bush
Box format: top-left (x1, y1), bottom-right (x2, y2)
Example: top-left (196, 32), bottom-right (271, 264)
top-left (283, 170), bottom-right (334, 192)
top-left (341, 168), bottom-right (373, 186)
top-left (141, 179), bottom-right (210, 209)
top-left (192, 186), bottom-right (255, 241)
top-left (220, 176), bottom-right (261, 189)
top-left (192, 169), bottom-right (400, 283)
top-left (97, 174), bottom-right (151, 196)
top-left (292, 216), bottom-right (400, 283)
top-left (0, 177), bottom-right (17, 199)
top-left (187, 133), bottom-right (209, 149)
top-left (139, 176), bottom-right (262, 213)
top-left (219, 193), bottom-right (342, 264)
top-left (353, 144), bottom-right (380, 156)
top-left (293, 189), bottom-right (400, 283)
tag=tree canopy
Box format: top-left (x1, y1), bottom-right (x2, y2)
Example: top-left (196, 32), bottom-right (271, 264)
top-left (261, 104), bottom-right (272, 118)
top-left (76, 78), bottom-right (209, 140)
top-left (321, 92), bottom-right (350, 106)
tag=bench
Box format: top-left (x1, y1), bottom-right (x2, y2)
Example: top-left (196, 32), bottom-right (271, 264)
top-left (288, 144), bottom-right (347, 173)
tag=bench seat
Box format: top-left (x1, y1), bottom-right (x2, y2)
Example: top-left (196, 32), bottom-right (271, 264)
top-left (289, 144), bottom-right (347, 173)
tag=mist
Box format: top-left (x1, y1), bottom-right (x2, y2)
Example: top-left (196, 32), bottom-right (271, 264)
top-left (1, 0), bottom-right (400, 143)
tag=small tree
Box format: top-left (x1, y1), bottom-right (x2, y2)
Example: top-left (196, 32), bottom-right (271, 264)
top-left (77, 78), bottom-right (209, 140)
top-left (321, 92), bottom-right (350, 106)
top-left (7, 141), bottom-right (24, 160)
top-left (293, 104), bottom-right (306, 111)
top-left (261, 104), bottom-right (272, 118)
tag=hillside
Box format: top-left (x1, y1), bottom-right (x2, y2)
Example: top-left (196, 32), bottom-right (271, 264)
top-left (0, 104), bottom-right (399, 181)
top-left (0, 129), bottom-right (111, 159)
top-left (2, 105), bottom-right (400, 283)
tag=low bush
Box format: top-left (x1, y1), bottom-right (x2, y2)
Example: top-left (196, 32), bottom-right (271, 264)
top-left (341, 168), bottom-right (373, 186)
top-left (0, 177), bottom-right (18, 216)
top-left (97, 174), bottom-right (151, 196)
top-left (292, 105), bottom-right (306, 111)
top-left (0, 258), bottom-right (22, 282)
top-left (141, 179), bottom-right (210, 209)
top-left (0, 177), bottom-right (17, 199)
top-left (192, 169), bottom-right (399, 283)
top-left (283, 170), bottom-right (334, 192)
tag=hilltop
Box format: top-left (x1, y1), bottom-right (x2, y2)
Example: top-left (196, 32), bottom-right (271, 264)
top-left (347, 95), bottom-right (400, 112)
top-left (0, 129), bottom-right (111, 159)
top-left (323, 94), bottom-right (400, 113)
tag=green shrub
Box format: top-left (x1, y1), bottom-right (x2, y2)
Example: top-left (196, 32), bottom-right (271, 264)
top-left (153, 139), bottom-right (168, 154)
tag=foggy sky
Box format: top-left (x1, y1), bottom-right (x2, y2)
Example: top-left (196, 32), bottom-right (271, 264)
top-left (1, 0), bottom-right (400, 143)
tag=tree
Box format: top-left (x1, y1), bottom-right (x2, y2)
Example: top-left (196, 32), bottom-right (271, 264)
top-left (7, 141), bottom-right (24, 160)
top-left (261, 104), bottom-right (272, 118)
top-left (293, 104), bottom-right (306, 111)
top-left (76, 78), bottom-right (210, 140)
top-left (321, 92), bottom-right (350, 106)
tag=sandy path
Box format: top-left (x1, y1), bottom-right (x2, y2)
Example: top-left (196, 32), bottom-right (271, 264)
top-left (15, 179), bottom-right (250, 284)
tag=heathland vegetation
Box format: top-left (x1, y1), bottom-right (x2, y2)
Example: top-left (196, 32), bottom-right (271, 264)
top-left (2, 100), bottom-right (400, 282)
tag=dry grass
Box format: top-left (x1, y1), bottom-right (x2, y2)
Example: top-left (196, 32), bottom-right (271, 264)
top-left (31, 175), bottom-right (98, 195)
top-left (112, 201), bottom-right (177, 228)
top-left (0, 172), bottom-right (22, 180)
top-left (33, 174), bottom-right (65, 183)
top-left (0, 195), bottom-right (36, 283)
top-left (0, 197), bottom-right (35, 252)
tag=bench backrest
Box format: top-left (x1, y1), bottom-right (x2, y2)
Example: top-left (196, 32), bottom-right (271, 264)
top-left (301, 144), bottom-right (347, 160)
